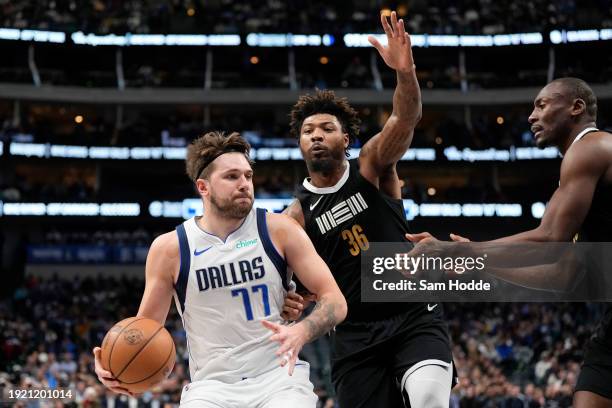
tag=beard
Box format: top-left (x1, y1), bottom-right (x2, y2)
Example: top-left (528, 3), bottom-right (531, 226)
top-left (209, 191), bottom-right (253, 219)
top-left (307, 147), bottom-right (345, 174)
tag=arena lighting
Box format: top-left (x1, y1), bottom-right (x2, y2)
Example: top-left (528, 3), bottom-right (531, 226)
top-left (4, 27), bottom-right (611, 47)
top-left (531, 202), bottom-right (546, 219)
top-left (245, 33), bottom-right (331, 47)
top-left (403, 200), bottom-right (523, 220)
top-left (443, 146), bottom-right (559, 162)
top-left (142, 199), bottom-right (528, 220)
top-left (0, 202), bottom-right (140, 216)
top-left (70, 32), bottom-right (241, 46)
top-left (549, 29), bottom-right (612, 44)
top-left (343, 32), bottom-right (543, 47)
top-left (0, 200), bottom-right (532, 219)
top-left (0, 28), bottom-right (65, 43)
top-left (7, 142), bottom-right (559, 162)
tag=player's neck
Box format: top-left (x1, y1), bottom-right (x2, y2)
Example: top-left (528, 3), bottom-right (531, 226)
top-left (308, 160), bottom-right (347, 188)
top-left (560, 121), bottom-right (598, 154)
top-left (197, 209), bottom-right (245, 242)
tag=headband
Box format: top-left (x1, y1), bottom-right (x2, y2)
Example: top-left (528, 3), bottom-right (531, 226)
top-left (196, 148), bottom-right (246, 179)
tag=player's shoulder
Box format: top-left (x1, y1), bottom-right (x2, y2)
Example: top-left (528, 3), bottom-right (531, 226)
top-left (266, 211), bottom-right (303, 230)
top-left (263, 212), bottom-right (305, 255)
top-left (149, 230), bottom-right (180, 260)
top-left (566, 131), bottom-right (612, 161)
top-left (281, 199), bottom-right (305, 227)
top-left (561, 132), bottom-right (612, 180)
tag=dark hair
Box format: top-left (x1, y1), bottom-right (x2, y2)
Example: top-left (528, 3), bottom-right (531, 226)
top-left (552, 77), bottom-right (598, 120)
top-left (289, 89), bottom-right (361, 156)
top-left (185, 131), bottom-right (251, 182)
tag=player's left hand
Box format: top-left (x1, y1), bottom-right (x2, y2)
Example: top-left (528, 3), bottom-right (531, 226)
top-left (450, 233), bottom-right (471, 242)
top-left (262, 320), bottom-right (308, 376)
top-left (368, 11), bottom-right (415, 73)
top-left (405, 232), bottom-right (437, 244)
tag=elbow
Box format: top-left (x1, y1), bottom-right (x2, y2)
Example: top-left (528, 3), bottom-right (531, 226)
top-left (536, 227), bottom-right (573, 242)
top-left (413, 107), bottom-right (423, 124)
top-left (336, 295), bottom-right (348, 324)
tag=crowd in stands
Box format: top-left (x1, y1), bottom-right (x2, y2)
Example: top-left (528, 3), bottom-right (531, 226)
top-left (1, 0), bottom-right (610, 34)
top-left (1, 105), bottom-right (545, 149)
top-left (1, 1), bottom-right (611, 89)
top-left (0, 274), bottom-right (601, 407)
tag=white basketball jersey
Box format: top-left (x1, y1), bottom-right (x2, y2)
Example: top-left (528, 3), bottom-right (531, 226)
top-left (173, 208), bottom-right (291, 383)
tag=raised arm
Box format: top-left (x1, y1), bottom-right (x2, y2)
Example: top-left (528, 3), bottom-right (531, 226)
top-left (359, 11), bottom-right (421, 192)
top-left (263, 213), bottom-right (347, 374)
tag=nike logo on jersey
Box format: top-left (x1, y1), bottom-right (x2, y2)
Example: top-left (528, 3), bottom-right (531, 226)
top-left (427, 303), bottom-right (438, 312)
top-left (193, 246), bottom-right (212, 256)
top-left (314, 192), bottom-right (368, 234)
top-left (310, 197), bottom-right (323, 211)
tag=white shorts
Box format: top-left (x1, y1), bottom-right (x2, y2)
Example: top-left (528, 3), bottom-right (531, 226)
top-left (180, 362), bottom-right (318, 408)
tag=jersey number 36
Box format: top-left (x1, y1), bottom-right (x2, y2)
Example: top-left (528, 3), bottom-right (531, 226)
top-left (341, 224), bottom-right (369, 256)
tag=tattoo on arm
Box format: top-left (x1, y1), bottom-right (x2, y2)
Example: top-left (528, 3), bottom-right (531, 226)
top-left (302, 298), bottom-right (339, 341)
top-left (282, 200), bottom-right (305, 227)
top-left (362, 70), bottom-right (421, 172)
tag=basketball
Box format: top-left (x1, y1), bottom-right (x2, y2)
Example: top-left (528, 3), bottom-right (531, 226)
top-left (100, 317), bottom-right (176, 393)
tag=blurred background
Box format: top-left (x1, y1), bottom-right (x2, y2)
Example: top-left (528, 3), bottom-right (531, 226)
top-left (1, 0), bottom-right (612, 407)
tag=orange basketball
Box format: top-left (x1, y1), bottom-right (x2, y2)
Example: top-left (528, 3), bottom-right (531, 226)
top-left (100, 317), bottom-right (176, 393)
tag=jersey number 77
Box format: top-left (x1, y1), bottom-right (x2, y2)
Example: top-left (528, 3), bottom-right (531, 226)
top-left (231, 284), bottom-right (271, 321)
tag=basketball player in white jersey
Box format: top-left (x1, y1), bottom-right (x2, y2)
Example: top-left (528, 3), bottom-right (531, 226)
top-left (93, 131), bottom-right (347, 407)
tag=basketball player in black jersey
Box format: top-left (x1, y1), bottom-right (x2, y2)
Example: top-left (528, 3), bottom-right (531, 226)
top-left (281, 11), bottom-right (455, 408)
top-left (409, 77), bottom-right (612, 408)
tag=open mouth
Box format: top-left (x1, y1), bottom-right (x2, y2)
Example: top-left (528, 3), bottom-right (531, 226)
top-left (531, 125), bottom-right (543, 139)
top-left (311, 145), bottom-right (327, 157)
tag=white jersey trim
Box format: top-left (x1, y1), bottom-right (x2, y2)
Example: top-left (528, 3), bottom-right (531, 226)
top-left (302, 161), bottom-right (350, 194)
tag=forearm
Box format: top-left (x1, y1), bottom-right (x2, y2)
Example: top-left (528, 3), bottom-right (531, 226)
top-left (490, 226), bottom-right (572, 243)
top-left (485, 262), bottom-right (577, 292)
top-left (298, 293), bottom-right (346, 342)
top-left (392, 68), bottom-right (421, 125)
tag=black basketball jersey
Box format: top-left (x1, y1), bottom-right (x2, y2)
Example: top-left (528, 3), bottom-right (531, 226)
top-left (575, 131), bottom-right (612, 352)
top-left (296, 159), bottom-right (423, 322)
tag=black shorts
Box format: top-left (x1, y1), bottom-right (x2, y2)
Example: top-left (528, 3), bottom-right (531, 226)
top-left (575, 340), bottom-right (612, 400)
top-left (331, 309), bottom-right (456, 408)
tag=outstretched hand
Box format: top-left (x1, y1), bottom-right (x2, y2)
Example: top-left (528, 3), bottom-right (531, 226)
top-left (262, 320), bottom-right (308, 376)
top-left (406, 232), bottom-right (471, 243)
top-left (450, 233), bottom-right (471, 242)
top-left (368, 11), bottom-right (415, 73)
top-left (405, 232), bottom-right (437, 244)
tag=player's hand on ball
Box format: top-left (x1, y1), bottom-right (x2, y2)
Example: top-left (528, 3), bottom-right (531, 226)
top-left (92, 347), bottom-right (136, 397)
top-left (367, 11), bottom-right (415, 73)
top-left (262, 320), bottom-right (308, 376)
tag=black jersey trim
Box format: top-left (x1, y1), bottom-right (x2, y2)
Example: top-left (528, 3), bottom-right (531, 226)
top-left (256, 208), bottom-right (289, 290)
top-left (174, 223), bottom-right (190, 313)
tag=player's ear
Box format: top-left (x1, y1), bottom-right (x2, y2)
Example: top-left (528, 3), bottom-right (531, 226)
top-left (571, 98), bottom-right (587, 118)
top-left (343, 132), bottom-right (349, 149)
top-left (195, 179), bottom-right (209, 197)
